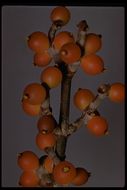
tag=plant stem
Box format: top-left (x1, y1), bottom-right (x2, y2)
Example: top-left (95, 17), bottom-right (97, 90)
top-left (59, 72), bottom-right (72, 124)
top-left (55, 63), bottom-right (74, 160)
top-left (67, 84), bottom-right (111, 135)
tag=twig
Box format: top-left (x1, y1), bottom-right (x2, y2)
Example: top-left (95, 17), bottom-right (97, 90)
top-left (45, 147), bottom-right (60, 165)
top-left (68, 20), bottom-right (89, 73)
top-left (48, 21), bottom-right (63, 45)
top-left (55, 64), bottom-right (74, 160)
top-left (36, 148), bottom-right (60, 187)
top-left (67, 84), bottom-right (111, 135)
top-left (40, 83), bottom-right (52, 116)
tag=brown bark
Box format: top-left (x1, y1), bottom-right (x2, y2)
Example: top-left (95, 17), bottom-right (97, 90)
top-left (55, 63), bottom-right (74, 160)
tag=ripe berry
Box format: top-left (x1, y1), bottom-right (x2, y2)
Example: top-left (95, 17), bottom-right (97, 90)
top-left (21, 99), bottom-right (41, 116)
top-left (72, 167), bottom-right (90, 186)
top-left (40, 66), bottom-right (62, 88)
top-left (52, 31), bottom-right (74, 51)
top-left (17, 151), bottom-right (39, 171)
top-left (85, 33), bottom-right (102, 55)
top-left (53, 161), bottom-right (76, 185)
top-left (36, 133), bottom-right (57, 150)
top-left (33, 51), bottom-right (52, 67)
top-left (27, 31), bottom-right (49, 53)
top-left (87, 116), bottom-right (108, 136)
top-left (23, 83), bottom-right (46, 105)
top-left (19, 170), bottom-right (40, 187)
top-left (80, 54), bottom-right (104, 75)
top-left (60, 42), bottom-right (81, 64)
top-left (43, 156), bottom-right (54, 173)
top-left (108, 83), bottom-right (125, 103)
top-left (50, 6), bottom-right (70, 26)
top-left (73, 88), bottom-right (95, 110)
top-left (37, 115), bottom-right (57, 134)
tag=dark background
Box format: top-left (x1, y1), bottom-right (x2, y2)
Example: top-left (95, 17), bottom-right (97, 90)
top-left (2, 6), bottom-right (125, 187)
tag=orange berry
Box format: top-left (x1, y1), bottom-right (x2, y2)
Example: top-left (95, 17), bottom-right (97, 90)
top-left (43, 156), bottom-right (54, 173)
top-left (50, 6), bottom-right (70, 26)
top-left (27, 31), bottom-right (49, 53)
top-left (85, 33), bottom-right (102, 55)
top-left (22, 99), bottom-right (41, 116)
top-left (17, 151), bottom-right (39, 171)
top-left (87, 116), bottom-right (108, 136)
top-left (53, 161), bottom-right (76, 185)
top-left (33, 51), bottom-right (52, 67)
top-left (72, 167), bottom-right (90, 186)
top-left (108, 83), bottom-right (125, 103)
top-left (36, 133), bottom-right (57, 150)
top-left (73, 88), bottom-right (95, 110)
top-left (60, 42), bottom-right (81, 64)
top-left (19, 170), bottom-right (40, 187)
top-left (52, 31), bottom-right (74, 51)
top-left (37, 115), bottom-right (57, 134)
top-left (40, 66), bottom-right (62, 88)
top-left (80, 54), bottom-right (104, 75)
top-left (23, 83), bottom-right (46, 105)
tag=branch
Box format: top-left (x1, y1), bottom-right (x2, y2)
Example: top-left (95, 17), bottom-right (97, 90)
top-left (53, 20), bottom-right (89, 160)
top-left (40, 83), bottom-right (52, 116)
top-left (45, 147), bottom-right (60, 165)
top-left (76, 20), bottom-right (89, 55)
top-left (48, 21), bottom-right (63, 45)
top-left (67, 84), bottom-right (111, 135)
top-left (37, 165), bottom-right (54, 187)
top-left (55, 63), bottom-right (74, 160)
top-left (89, 84), bottom-right (111, 111)
top-left (36, 148), bottom-right (60, 187)
top-left (59, 67), bottom-right (74, 124)
top-left (68, 20), bottom-right (89, 73)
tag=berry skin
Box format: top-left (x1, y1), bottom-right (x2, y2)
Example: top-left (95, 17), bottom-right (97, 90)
top-left (50, 6), bottom-right (71, 26)
top-left (87, 116), bottom-right (108, 136)
top-left (43, 156), bottom-right (54, 173)
top-left (80, 54), bottom-right (104, 75)
top-left (36, 133), bottom-right (57, 150)
top-left (73, 88), bottom-right (95, 110)
top-left (22, 99), bottom-right (41, 116)
top-left (40, 66), bottom-right (62, 88)
top-left (23, 83), bottom-right (46, 105)
top-left (85, 33), bottom-right (102, 55)
top-left (17, 151), bottom-right (39, 171)
top-left (52, 31), bottom-right (75, 51)
top-left (53, 161), bottom-right (76, 185)
top-left (33, 51), bottom-right (52, 67)
top-left (72, 167), bottom-right (90, 186)
top-left (108, 83), bottom-right (125, 103)
top-left (37, 115), bottom-right (57, 134)
top-left (19, 170), bottom-right (40, 187)
top-left (27, 31), bottom-right (49, 53)
top-left (60, 42), bottom-right (81, 64)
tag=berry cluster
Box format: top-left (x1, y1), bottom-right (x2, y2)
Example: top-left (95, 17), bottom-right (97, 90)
top-left (18, 6), bottom-right (125, 187)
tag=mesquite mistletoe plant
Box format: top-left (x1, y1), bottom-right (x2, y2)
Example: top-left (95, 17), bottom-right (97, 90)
top-left (17, 6), bottom-right (125, 187)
